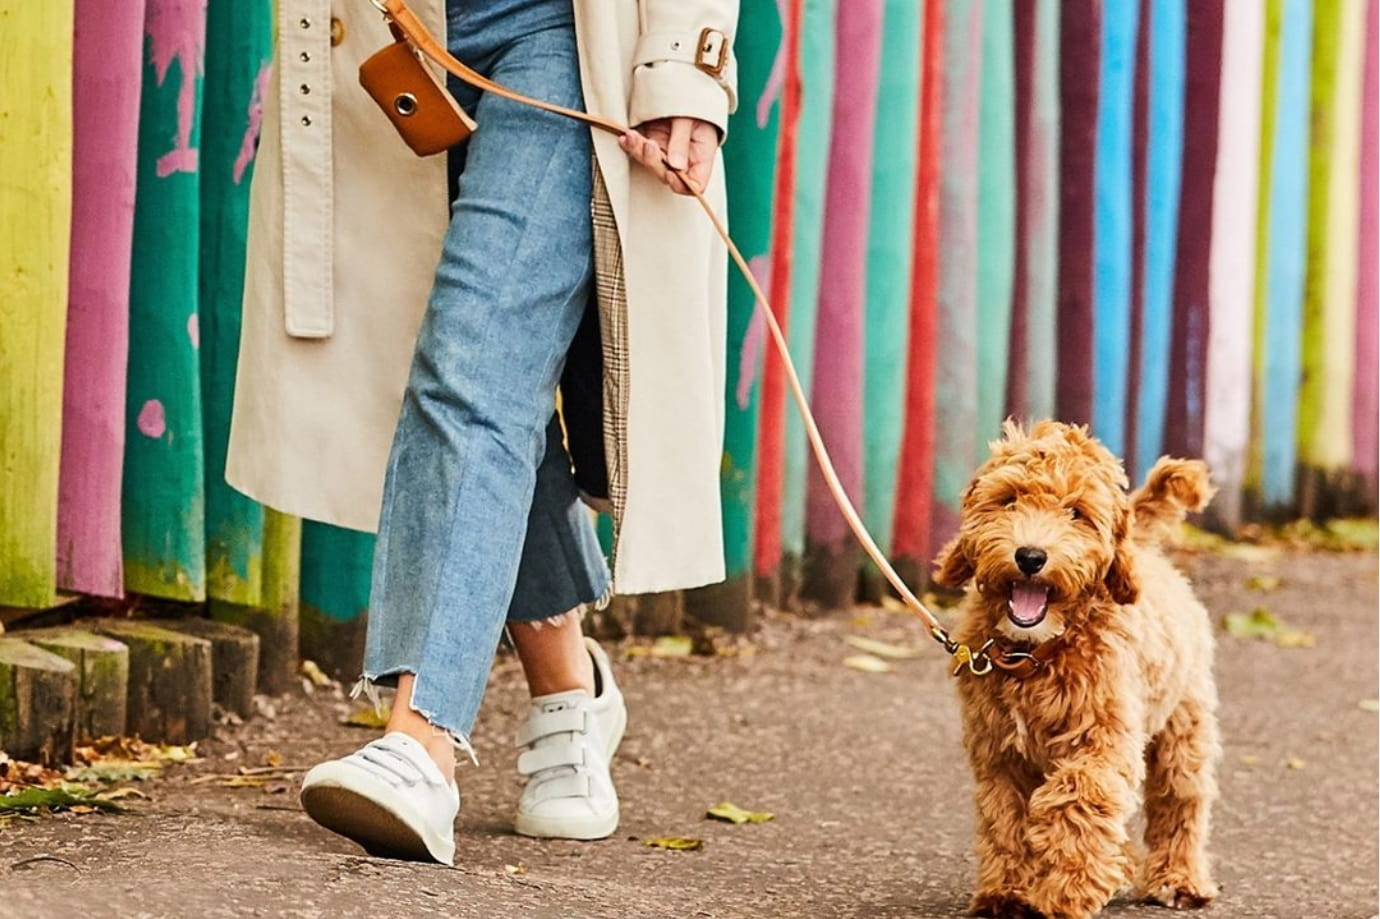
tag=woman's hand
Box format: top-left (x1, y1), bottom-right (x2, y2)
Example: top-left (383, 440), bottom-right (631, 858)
top-left (620, 117), bottom-right (718, 196)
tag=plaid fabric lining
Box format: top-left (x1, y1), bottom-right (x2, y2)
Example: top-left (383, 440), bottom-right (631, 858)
top-left (590, 166), bottom-right (629, 566)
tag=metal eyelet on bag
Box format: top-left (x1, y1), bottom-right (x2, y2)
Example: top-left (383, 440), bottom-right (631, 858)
top-left (393, 93), bottom-right (418, 117)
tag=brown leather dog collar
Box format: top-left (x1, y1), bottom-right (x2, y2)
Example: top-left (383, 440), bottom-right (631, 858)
top-left (985, 635), bottom-right (1066, 679)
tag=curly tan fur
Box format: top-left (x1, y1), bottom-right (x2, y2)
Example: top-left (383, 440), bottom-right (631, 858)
top-left (935, 420), bottom-right (1220, 919)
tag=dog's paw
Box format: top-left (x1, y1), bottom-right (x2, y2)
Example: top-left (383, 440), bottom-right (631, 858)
top-left (970, 892), bottom-right (1046, 919)
top-left (1139, 881), bottom-right (1217, 910)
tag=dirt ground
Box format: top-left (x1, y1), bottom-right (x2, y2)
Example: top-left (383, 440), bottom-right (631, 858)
top-left (3, 550), bottom-right (1376, 919)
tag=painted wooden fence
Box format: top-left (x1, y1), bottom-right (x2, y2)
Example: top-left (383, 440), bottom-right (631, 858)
top-left (122, 0), bottom-right (209, 601)
top-left (3, 2), bottom-right (1376, 655)
top-left (200, 0), bottom-right (273, 606)
top-left (57, 0), bottom-right (144, 600)
top-left (771, 0), bottom-right (838, 601)
top-left (0, 0), bottom-right (74, 610)
top-left (800, 0), bottom-right (885, 609)
top-left (861, 0), bottom-right (923, 596)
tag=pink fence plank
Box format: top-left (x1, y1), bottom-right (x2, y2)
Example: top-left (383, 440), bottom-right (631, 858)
top-left (57, 0), bottom-right (147, 597)
top-left (802, 0), bottom-right (884, 609)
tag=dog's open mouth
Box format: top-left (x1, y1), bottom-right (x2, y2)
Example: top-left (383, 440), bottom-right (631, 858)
top-left (1008, 582), bottom-right (1050, 628)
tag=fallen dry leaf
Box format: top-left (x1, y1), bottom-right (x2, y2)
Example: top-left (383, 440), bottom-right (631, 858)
top-left (706, 802), bottom-right (774, 825)
top-left (644, 836), bottom-right (704, 851)
top-left (0, 785), bottom-right (125, 816)
top-left (1358, 699), bottom-right (1380, 713)
top-left (66, 761), bottom-right (161, 784)
top-left (76, 737), bottom-right (197, 766)
top-left (844, 635), bottom-right (920, 660)
top-left (1221, 608), bottom-right (1314, 649)
top-left (95, 787), bottom-right (150, 802)
top-left (1285, 757), bottom-right (1306, 770)
top-left (1245, 574), bottom-right (1282, 592)
top-left (1239, 755), bottom-right (1261, 767)
top-left (264, 750), bottom-right (284, 769)
top-left (843, 654), bottom-right (894, 674)
top-left (504, 864), bottom-right (527, 876)
top-left (342, 705), bottom-right (392, 728)
top-left (217, 775), bottom-right (270, 788)
top-left (627, 635), bottom-right (693, 658)
top-left (300, 659), bottom-right (333, 688)
top-left (879, 596), bottom-right (909, 614)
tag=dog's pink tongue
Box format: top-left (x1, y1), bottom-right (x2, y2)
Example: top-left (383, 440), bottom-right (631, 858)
top-left (1008, 583), bottom-right (1050, 627)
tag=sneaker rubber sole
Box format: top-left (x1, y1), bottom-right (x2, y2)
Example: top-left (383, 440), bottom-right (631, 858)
top-left (301, 778), bottom-right (456, 865)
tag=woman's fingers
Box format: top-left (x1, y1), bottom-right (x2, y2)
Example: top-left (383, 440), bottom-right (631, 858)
top-left (685, 120), bottom-right (718, 192)
top-left (620, 129), bottom-right (669, 185)
top-left (663, 118), bottom-right (694, 194)
top-left (622, 119), bottom-right (720, 196)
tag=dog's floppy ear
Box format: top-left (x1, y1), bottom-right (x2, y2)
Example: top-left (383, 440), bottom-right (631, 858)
top-left (933, 534), bottom-right (975, 589)
top-left (1104, 506), bottom-right (1140, 604)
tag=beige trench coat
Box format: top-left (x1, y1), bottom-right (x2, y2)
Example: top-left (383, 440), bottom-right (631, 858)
top-left (227, 0), bottom-right (738, 594)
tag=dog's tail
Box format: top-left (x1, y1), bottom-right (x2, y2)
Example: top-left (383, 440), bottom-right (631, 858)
top-left (1130, 457), bottom-right (1216, 544)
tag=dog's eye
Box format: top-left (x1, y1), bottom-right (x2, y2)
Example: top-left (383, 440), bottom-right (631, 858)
top-left (1069, 506), bottom-right (1083, 521)
top-left (1002, 495), bottom-right (1017, 508)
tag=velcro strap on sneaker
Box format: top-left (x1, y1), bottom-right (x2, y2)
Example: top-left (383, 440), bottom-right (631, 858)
top-left (516, 707), bottom-right (587, 747)
top-left (516, 740), bottom-right (586, 777)
top-left (528, 772), bottom-right (591, 803)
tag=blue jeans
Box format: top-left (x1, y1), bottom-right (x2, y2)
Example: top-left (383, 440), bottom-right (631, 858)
top-left (360, 2), bottom-right (609, 746)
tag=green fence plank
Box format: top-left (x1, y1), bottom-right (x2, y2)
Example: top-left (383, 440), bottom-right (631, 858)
top-left (862, 0), bottom-right (922, 562)
top-left (684, 0), bottom-right (783, 628)
top-left (199, 0), bottom-right (273, 605)
top-left (299, 522), bottom-right (373, 681)
top-left (123, 0), bottom-right (209, 600)
top-left (976, 0), bottom-right (1017, 441)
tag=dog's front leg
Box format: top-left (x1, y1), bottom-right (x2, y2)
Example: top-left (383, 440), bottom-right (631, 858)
top-left (1024, 739), bottom-right (1144, 919)
top-left (969, 757), bottom-right (1042, 918)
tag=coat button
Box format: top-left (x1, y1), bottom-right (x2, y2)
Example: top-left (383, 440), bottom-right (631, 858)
top-left (299, 16), bottom-right (311, 28)
top-left (300, 51), bottom-right (311, 62)
top-left (331, 17), bottom-right (345, 46)
top-left (301, 116), bottom-right (312, 126)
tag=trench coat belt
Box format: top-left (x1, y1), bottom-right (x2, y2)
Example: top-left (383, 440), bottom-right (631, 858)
top-left (279, 0), bottom-right (336, 338)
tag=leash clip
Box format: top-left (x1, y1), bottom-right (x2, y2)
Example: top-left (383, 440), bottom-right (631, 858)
top-left (931, 626), bottom-right (995, 677)
top-left (951, 639), bottom-right (995, 677)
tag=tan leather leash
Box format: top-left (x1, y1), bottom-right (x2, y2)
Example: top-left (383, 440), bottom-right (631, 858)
top-left (374, 0), bottom-right (1039, 678)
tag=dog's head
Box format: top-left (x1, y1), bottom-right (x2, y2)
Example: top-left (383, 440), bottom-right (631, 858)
top-left (932, 420), bottom-right (1139, 641)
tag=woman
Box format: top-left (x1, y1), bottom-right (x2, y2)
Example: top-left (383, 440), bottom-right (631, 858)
top-left (227, 0), bottom-right (739, 864)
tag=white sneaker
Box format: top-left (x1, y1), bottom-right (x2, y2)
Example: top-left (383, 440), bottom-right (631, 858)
top-left (299, 731), bottom-right (459, 865)
top-left (513, 638), bottom-right (626, 840)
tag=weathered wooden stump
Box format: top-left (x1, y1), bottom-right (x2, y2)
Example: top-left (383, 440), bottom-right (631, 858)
top-left (23, 628), bottom-right (129, 741)
top-left (0, 638), bottom-right (77, 763)
top-left (82, 620), bottom-right (212, 744)
top-left (156, 619), bottom-right (259, 719)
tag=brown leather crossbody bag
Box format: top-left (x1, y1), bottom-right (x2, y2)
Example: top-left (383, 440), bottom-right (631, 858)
top-left (358, 22), bottom-right (477, 156)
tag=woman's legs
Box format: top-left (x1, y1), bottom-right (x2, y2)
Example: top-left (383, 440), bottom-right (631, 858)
top-left (361, 20), bottom-right (602, 760)
top-left (385, 413), bottom-right (607, 775)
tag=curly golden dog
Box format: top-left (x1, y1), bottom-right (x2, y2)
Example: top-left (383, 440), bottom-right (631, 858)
top-left (934, 420), bottom-right (1220, 919)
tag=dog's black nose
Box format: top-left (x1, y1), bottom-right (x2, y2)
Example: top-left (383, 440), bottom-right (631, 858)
top-left (1015, 546), bottom-right (1047, 575)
